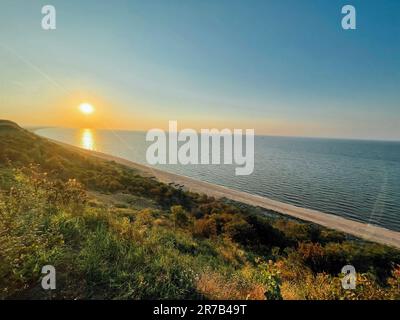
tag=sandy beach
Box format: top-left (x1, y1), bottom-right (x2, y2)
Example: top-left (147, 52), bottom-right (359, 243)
top-left (50, 139), bottom-right (400, 249)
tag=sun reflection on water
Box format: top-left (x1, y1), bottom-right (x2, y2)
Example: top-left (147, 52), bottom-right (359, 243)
top-left (80, 129), bottom-right (95, 150)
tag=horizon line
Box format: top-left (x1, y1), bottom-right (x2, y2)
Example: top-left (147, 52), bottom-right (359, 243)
top-left (25, 124), bottom-right (400, 143)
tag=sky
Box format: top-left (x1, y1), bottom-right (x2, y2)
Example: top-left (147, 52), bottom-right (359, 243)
top-left (0, 0), bottom-right (399, 140)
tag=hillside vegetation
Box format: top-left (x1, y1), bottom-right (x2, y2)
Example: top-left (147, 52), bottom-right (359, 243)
top-left (0, 120), bottom-right (399, 299)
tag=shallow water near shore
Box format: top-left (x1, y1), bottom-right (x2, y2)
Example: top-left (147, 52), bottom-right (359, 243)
top-left (36, 128), bottom-right (400, 232)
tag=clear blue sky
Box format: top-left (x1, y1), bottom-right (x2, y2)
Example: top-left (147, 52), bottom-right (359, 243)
top-left (1, 0), bottom-right (399, 140)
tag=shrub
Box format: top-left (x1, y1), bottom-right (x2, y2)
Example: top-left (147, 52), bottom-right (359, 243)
top-left (171, 205), bottom-right (189, 227)
top-left (298, 242), bottom-right (327, 271)
top-left (254, 259), bottom-right (282, 300)
top-left (193, 218), bottom-right (217, 238)
top-left (387, 265), bottom-right (400, 299)
top-left (223, 218), bottom-right (254, 244)
top-left (244, 215), bottom-right (291, 248)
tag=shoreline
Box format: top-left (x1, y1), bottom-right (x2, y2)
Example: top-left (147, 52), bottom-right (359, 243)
top-left (44, 136), bottom-right (400, 249)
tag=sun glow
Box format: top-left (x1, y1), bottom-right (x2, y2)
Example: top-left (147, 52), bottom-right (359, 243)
top-left (80, 129), bottom-right (95, 150)
top-left (79, 103), bottom-right (94, 115)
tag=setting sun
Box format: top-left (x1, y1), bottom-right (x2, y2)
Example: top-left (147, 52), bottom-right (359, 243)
top-left (79, 103), bottom-right (94, 115)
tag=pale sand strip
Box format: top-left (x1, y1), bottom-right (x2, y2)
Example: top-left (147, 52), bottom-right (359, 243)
top-left (51, 139), bottom-right (400, 249)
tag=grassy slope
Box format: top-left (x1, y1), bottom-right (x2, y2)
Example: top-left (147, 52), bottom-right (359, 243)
top-left (0, 120), bottom-right (399, 300)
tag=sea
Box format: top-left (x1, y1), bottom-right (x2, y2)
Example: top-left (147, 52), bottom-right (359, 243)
top-left (36, 128), bottom-right (400, 232)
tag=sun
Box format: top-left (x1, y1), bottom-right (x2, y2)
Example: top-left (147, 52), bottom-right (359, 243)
top-left (79, 103), bottom-right (94, 115)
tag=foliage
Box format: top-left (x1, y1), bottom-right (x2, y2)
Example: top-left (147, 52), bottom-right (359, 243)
top-left (171, 205), bottom-right (190, 227)
top-left (0, 121), bottom-right (399, 300)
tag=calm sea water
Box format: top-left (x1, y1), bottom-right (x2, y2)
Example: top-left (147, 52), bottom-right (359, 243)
top-left (36, 128), bottom-right (400, 232)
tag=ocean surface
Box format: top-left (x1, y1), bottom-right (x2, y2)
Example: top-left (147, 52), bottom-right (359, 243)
top-left (36, 128), bottom-right (400, 232)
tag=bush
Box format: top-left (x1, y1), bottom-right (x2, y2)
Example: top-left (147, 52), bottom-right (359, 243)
top-left (193, 218), bottom-right (217, 238)
top-left (171, 205), bottom-right (189, 227)
top-left (298, 242), bottom-right (327, 271)
top-left (223, 219), bottom-right (254, 244)
top-left (244, 215), bottom-right (292, 248)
